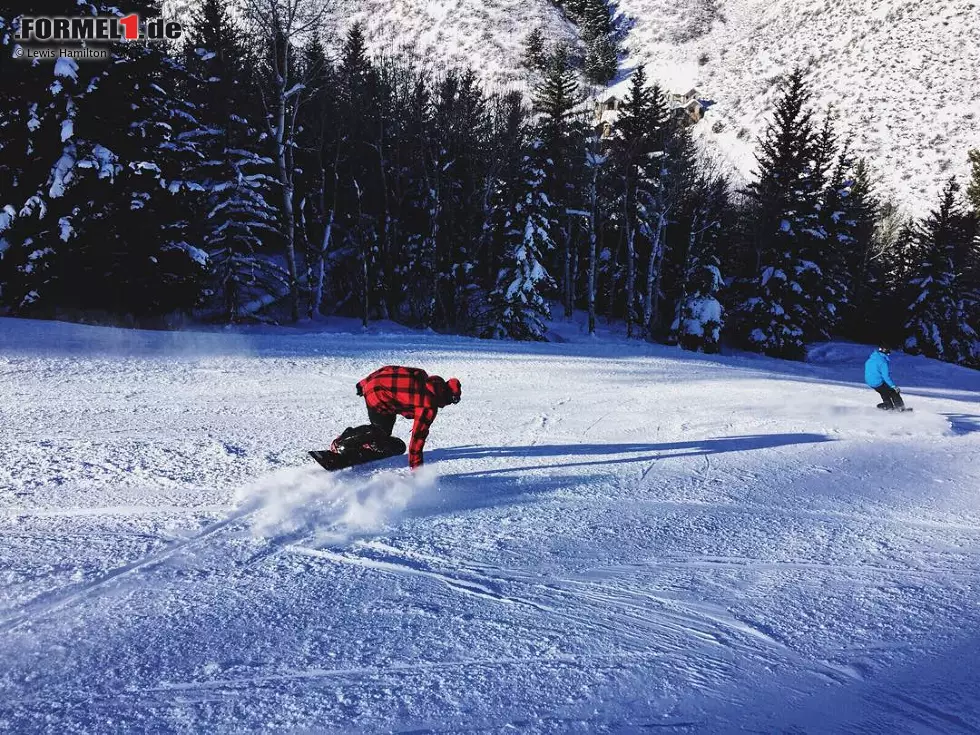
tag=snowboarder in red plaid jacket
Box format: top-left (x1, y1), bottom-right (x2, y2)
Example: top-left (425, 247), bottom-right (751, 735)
top-left (343, 366), bottom-right (461, 469)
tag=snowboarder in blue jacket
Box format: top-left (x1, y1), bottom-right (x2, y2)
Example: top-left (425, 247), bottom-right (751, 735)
top-left (865, 345), bottom-right (905, 410)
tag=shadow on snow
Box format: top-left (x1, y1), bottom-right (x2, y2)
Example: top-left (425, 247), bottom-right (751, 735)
top-left (431, 434), bottom-right (834, 478)
top-left (943, 413), bottom-right (980, 436)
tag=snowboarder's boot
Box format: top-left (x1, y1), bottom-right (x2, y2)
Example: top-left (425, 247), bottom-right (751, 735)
top-left (330, 424), bottom-right (388, 454)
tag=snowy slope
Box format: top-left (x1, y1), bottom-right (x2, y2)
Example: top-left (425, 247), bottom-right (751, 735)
top-left (614, 0), bottom-right (980, 215)
top-left (298, 0), bottom-right (979, 214)
top-left (318, 0), bottom-right (583, 93)
top-left (2, 316), bottom-right (980, 732)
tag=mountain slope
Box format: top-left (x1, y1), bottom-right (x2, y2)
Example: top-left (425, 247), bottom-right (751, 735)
top-left (308, 0), bottom-right (979, 214)
top-left (615, 0), bottom-right (980, 214)
top-left (322, 0), bottom-right (583, 93)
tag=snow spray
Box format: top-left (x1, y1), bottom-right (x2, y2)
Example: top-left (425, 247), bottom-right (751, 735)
top-left (235, 465), bottom-right (437, 546)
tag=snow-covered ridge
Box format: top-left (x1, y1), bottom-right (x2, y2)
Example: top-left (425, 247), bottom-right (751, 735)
top-left (166, 0), bottom-right (583, 94)
top-left (616, 0), bottom-right (980, 214)
top-left (303, 0), bottom-right (978, 214)
top-left (318, 0), bottom-right (583, 93)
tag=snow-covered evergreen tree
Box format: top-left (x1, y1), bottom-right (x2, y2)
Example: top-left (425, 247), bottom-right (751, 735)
top-left (735, 69), bottom-right (820, 360)
top-left (533, 44), bottom-right (583, 318)
top-left (831, 153), bottom-right (880, 339)
top-left (676, 266), bottom-right (724, 353)
top-left (903, 178), bottom-right (979, 365)
top-left (610, 65), bottom-right (669, 337)
top-left (185, 0), bottom-right (281, 321)
top-left (484, 141), bottom-right (556, 341)
top-left (295, 38), bottom-right (341, 320)
top-left (396, 72), bottom-right (440, 326)
top-left (964, 150), bottom-right (980, 346)
top-left (522, 28), bottom-right (548, 74)
top-left (481, 91), bottom-right (529, 291)
top-left (672, 175), bottom-right (729, 353)
top-left (334, 23), bottom-right (385, 327)
top-left (1, 1), bottom-right (206, 319)
top-left (579, 0), bottom-right (619, 85)
top-left (434, 69), bottom-right (494, 330)
top-left (794, 111), bottom-right (841, 341)
top-left (561, 0), bottom-right (619, 84)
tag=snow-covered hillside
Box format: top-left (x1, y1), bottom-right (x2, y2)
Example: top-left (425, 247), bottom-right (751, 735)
top-left (319, 0), bottom-right (582, 93)
top-left (615, 0), bottom-right (980, 215)
top-left (166, 0), bottom-right (583, 93)
top-left (1, 316), bottom-right (979, 732)
top-left (301, 0), bottom-right (979, 214)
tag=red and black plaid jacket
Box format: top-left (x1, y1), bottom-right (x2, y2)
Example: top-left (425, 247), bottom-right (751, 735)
top-left (357, 366), bottom-right (451, 468)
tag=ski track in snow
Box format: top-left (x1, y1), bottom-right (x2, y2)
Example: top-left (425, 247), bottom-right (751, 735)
top-left (1, 317), bottom-right (979, 733)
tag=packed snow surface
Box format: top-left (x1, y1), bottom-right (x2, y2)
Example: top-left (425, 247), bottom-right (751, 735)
top-left (2, 317), bottom-right (980, 732)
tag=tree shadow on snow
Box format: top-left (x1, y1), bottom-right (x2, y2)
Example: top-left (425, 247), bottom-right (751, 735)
top-left (430, 433), bottom-right (833, 478)
top-left (943, 413), bottom-right (980, 436)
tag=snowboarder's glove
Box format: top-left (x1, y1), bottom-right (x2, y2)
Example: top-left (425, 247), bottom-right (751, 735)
top-left (356, 384), bottom-right (363, 397)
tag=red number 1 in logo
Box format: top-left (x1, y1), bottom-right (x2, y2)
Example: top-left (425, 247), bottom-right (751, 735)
top-left (119, 14), bottom-right (139, 40)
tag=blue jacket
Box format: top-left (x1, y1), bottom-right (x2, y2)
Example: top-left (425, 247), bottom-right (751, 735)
top-left (865, 349), bottom-right (895, 388)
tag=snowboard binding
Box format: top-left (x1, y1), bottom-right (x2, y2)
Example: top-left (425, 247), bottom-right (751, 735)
top-left (876, 403), bottom-right (913, 413)
top-left (311, 425), bottom-right (407, 471)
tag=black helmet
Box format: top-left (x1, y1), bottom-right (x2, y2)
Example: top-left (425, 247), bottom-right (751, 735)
top-left (878, 344), bottom-right (892, 355)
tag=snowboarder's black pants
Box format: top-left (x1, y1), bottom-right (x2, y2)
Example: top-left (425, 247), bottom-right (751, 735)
top-left (873, 384), bottom-right (904, 410)
top-left (366, 404), bottom-right (396, 436)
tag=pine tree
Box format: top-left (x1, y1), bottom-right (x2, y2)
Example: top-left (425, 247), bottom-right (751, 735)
top-left (534, 45), bottom-right (580, 172)
top-left (903, 178), bottom-right (979, 365)
top-left (795, 111), bottom-right (840, 341)
top-left (735, 69), bottom-right (818, 360)
top-left (610, 65), bottom-right (669, 337)
top-left (879, 217), bottom-right (921, 346)
top-left (295, 39), bottom-right (341, 320)
top-left (577, 0), bottom-right (619, 85)
top-left (481, 91), bottom-right (529, 291)
top-left (484, 141), bottom-right (556, 340)
top-left (399, 71), bottom-right (440, 326)
top-left (533, 45), bottom-right (584, 319)
top-left (185, 0), bottom-right (281, 321)
top-left (522, 28), bottom-right (547, 73)
top-left (673, 174), bottom-right (729, 353)
top-left (335, 23), bottom-right (381, 327)
top-left (967, 149), bottom-right (980, 214)
top-left (831, 154), bottom-right (880, 339)
top-left (966, 151), bottom-right (980, 327)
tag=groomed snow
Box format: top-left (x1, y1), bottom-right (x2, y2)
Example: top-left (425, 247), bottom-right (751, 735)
top-left (1, 316), bottom-right (979, 732)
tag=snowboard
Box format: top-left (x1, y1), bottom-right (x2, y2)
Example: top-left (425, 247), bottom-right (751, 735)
top-left (310, 425), bottom-right (406, 471)
top-left (877, 403), bottom-right (913, 413)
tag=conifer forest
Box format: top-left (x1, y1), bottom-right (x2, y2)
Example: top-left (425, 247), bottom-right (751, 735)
top-left (2, 0), bottom-right (978, 367)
